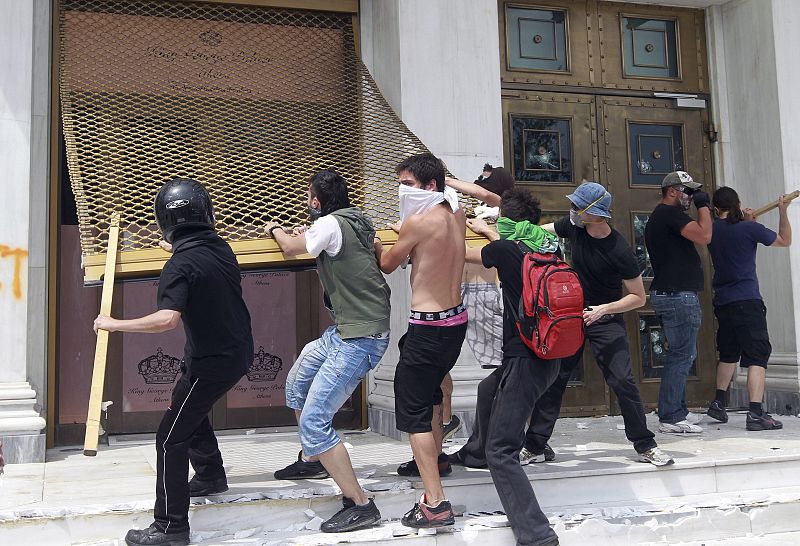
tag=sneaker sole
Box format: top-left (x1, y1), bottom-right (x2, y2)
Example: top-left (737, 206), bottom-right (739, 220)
top-left (125, 537), bottom-right (189, 546)
top-left (189, 485), bottom-right (228, 497)
top-left (707, 412), bottom-right (728, 423)
top-left (321, 513), bottom-right (381, 533)
top-left (442, 422), bottom-right (463, 442)
top-left (274, 472), bottom-right (329, 480)
top-left (520, 455), bottom-right (545, 466)
top-left (746, 423), bottom-right (783, 431)
top-left (401, 516), bottom-right (455, 529)
top-left (658, 427), bottom-right (702, 434)
top-left (638, 456), bottom-right (675, 467)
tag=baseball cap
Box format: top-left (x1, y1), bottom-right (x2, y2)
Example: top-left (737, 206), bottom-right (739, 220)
top-left (661, 171), bottom-right (702, 189)
top-left (566, 181), bottom-right (612, 218)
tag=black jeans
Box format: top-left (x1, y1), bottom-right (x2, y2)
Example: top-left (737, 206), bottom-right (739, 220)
top-left (153, 370), bottom-right (240, 534)
top-left (526, 315), bottom-right (656, 454)
top-left (486, 356), bottom-right (560, 546)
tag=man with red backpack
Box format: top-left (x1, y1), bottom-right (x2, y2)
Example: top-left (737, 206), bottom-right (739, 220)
top-left (464, 188), bottom-right (561, 546)
top-left (525, 182), bottom-right (673, 467)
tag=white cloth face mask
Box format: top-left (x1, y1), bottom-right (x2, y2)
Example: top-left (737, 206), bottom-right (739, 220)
top-left (398, 184), bottom-right (460, 221)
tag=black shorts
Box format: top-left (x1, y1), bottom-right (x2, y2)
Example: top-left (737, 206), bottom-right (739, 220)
top-left (714, 299), bottom-right (771, 368)
top-left (394, 321), bottom-right (467, 433)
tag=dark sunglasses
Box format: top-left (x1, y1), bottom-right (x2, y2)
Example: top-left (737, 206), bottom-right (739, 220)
top-left (676, 186), bottom-right (695, 196)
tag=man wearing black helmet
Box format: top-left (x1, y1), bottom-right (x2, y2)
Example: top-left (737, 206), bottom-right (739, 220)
top-left (94, 178), bottom-right (254, 546)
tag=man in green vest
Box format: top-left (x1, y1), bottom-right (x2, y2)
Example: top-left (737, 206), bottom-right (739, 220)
top-left (265, 169), bottom-right (391, 533)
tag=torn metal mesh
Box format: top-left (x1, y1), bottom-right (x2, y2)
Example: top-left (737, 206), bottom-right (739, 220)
top-left (59, 0), bottom-right (475, 257)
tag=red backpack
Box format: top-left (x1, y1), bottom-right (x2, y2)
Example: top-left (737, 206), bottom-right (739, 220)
top-left (507, 243), bottom-right (585, 360)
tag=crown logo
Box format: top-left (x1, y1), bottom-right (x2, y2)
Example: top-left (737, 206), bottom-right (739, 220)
top-left (246, 346), bottom-right (282, 382)
top-left (199, 30), bottom-right (222, 47)
top-left (138, 347), bottom-right (182, 384)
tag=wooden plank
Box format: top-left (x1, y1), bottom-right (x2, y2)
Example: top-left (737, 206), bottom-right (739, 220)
top-left (83, 229), bottom-right (491, 282)
top-left (752, 190), bottom-right (800, 219)
top-left (83, 213), bottom-right (121, 456)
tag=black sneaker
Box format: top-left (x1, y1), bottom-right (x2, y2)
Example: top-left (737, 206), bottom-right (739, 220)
top-left (188, 475), bottom-right (228, 497)
top-left (274, 450), bottom-right (329, 480)
top-left (746, 411), bottom-right (783, 431)
top-left (543, 443), bottom-right (556, 462)
top-left (397, 453), bottom-right (452, 477)
top-left (442, 415), bottom-right (462, 442)
top-left (707, 400), bottom-right (729, 423)
top-left (320, 496), bottom-right (381, 533)
top-left (401, 496), bottom-right (455, 528)
top-left (125, 523), bottom-right (189, 546)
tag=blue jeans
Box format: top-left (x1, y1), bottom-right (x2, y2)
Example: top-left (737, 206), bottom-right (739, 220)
top-left (285, 326), bottom-right (389, 457)
top-left (650, 291), bottom-right (702, 424)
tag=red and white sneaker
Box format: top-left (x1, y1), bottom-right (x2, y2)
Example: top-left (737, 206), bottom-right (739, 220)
top-left (401, 494), bottom-right (455, 528)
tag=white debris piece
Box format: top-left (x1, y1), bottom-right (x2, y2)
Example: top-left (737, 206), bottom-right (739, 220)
top-left (575, 444), bottom-right (588, 451)
top-left (304, 508), bottom-right (316, 519)
top-left (305, 516), bottom-right (323, 531)
top-left (234, 527), bottom-right (259, 539)
top-left (616, 424), bottom-right (626, 430)
top-left (576, 422), bottom-right (589, 429)
top-left (245, 429), bottom-right (257, 435)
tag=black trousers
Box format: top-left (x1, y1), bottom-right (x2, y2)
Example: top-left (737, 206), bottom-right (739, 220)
top-left (153, 371), bottom-right (240, 533)
top-left (486, 356), bottom-right (560, 545)
top-left (526, 315), bottom-right (656, 455)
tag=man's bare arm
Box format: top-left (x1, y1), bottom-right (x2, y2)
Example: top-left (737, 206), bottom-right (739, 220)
top-left (380, 216), bottom-right (424, 273)
top-left (266, 221), bottom-right (308, 257)
top-left (466, 218), bottom-right (500, 241)
top-left (445, 177), bottom-right (501, 207)
top-left (680, 207), bottom-right (712, 245)
top-left (94, 309), bottom-right (181, 334)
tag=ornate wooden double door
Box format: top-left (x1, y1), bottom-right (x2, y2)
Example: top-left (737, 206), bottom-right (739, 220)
top-left (498, 0), bottom-right (717, 413)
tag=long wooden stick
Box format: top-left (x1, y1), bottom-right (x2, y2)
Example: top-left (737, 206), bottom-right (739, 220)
top-left (752, 190), bottom-right (799, 218)
top-left (84, 213), bottom-right (121, 456)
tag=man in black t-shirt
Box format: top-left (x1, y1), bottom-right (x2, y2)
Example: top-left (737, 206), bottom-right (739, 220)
top-left (464, 189), bottom-right (560, 546)
top-left (94, 179), bottom-right (253, 546)
top-left (644, 171), bottom-right (712, 434)
top-left (525, 182), bottom-right (673, 466)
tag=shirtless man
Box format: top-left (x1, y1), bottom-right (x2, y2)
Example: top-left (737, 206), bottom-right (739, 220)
top-left (376, 152), bottom-right (466, 528)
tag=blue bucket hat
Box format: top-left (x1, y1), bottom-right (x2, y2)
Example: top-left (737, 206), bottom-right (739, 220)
top-left (566, 182), bottom-right (612, 218)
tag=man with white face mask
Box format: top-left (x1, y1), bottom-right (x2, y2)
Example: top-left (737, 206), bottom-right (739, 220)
top-left (375, 152), bottom-right (466, 529)
top-left (524, 182), bottom-right (673, 467)
top-left (645, 171), bottom-right (712, 434)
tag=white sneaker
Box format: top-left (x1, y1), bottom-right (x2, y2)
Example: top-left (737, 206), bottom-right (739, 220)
top-left (519, 447), bottom-right (545, 466)
top-left (685, 412), bottom-right (704, 425)
top-left (659, 420), bottom-right (703, 434)
top-left (638, 447), bottom-right (675, 466)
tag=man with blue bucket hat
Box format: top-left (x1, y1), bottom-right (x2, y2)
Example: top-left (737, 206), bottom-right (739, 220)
top-left (525, 182), bottom-right (674, 466)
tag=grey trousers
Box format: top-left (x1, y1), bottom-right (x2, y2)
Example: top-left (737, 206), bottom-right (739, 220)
top-left (486, 355), bottom-right (560, 546)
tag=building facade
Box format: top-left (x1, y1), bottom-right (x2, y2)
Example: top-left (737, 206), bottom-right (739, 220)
top-left (2, 0), bottom-right (799, 463)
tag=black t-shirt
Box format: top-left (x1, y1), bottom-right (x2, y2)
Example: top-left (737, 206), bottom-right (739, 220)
top-left (157, 229), bottom-right (254, 380)
top-left (644, 203), bottom-right (704, 292)
top-left (481, 239), bottom-right (535, 358)
top-left (554, 217), bottom-right (641, 306)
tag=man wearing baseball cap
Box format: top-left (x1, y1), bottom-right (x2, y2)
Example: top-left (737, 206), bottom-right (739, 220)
top-left (645, 171), bottom-right (712, 434)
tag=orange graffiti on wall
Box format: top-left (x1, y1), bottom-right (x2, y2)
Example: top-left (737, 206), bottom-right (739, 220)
top-left (0, 245), bottom-right (28, 300)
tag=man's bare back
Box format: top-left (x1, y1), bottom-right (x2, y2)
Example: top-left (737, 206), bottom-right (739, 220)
top-left (405, 203), bottom-right (466, 312)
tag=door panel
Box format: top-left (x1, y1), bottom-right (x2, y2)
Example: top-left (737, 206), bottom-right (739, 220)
top-left (599, 97), bottom-right (715, 408)
top-left (503, 92), bottom-right (608, 414)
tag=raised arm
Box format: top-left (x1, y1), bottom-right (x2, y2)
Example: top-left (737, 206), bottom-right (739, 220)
top-left (680, 191), bottom-right (712, 245)
top-left (445, 177), bottom-right (501, 207)
top-left (772, 194), bottom-right (793, 247)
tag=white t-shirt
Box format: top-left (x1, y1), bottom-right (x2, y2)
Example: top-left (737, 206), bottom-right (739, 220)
top-left (305, 215), bottom-right (343, 258)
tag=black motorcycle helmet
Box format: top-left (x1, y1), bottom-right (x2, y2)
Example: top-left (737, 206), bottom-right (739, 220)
top-left (154, 178), bottom-right (215, 243)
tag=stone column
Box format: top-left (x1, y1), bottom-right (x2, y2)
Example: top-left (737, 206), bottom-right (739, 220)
top-left (707, 0), bottom-right (800, 414)
top-left (361, 0), bottom-right (504, 438)
top-left (0, 0), bottom-right (47, 463)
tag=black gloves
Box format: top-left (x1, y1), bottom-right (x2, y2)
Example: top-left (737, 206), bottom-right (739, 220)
top-left (692, 191), bottom-right (710, 209)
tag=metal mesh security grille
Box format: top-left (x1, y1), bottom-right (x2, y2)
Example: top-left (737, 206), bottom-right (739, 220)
top-left (59, 0), bottom-right (474, 258)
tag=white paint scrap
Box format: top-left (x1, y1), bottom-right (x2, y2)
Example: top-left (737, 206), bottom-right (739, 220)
top-left (577, 423), bottom-right (589, 429)
top-left (304, 509), bottom-right (316, 519)
top-left (305, 516), bottom-right (323, 531)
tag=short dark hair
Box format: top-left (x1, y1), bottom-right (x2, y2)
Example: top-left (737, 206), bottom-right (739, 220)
top-left (500, 188), bottom-right (542, 224)
top-left (396, 152), bottom-right (445, 191)
top-left (308, 169), bottom-right (351, 215)
top-left (483, 163), bottom-right (493, 172)
top-left (713, 186), bottom-right (744, 224)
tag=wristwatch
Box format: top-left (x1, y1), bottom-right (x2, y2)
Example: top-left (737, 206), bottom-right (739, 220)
top-left (268, 225), bottom-right (284, 237)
